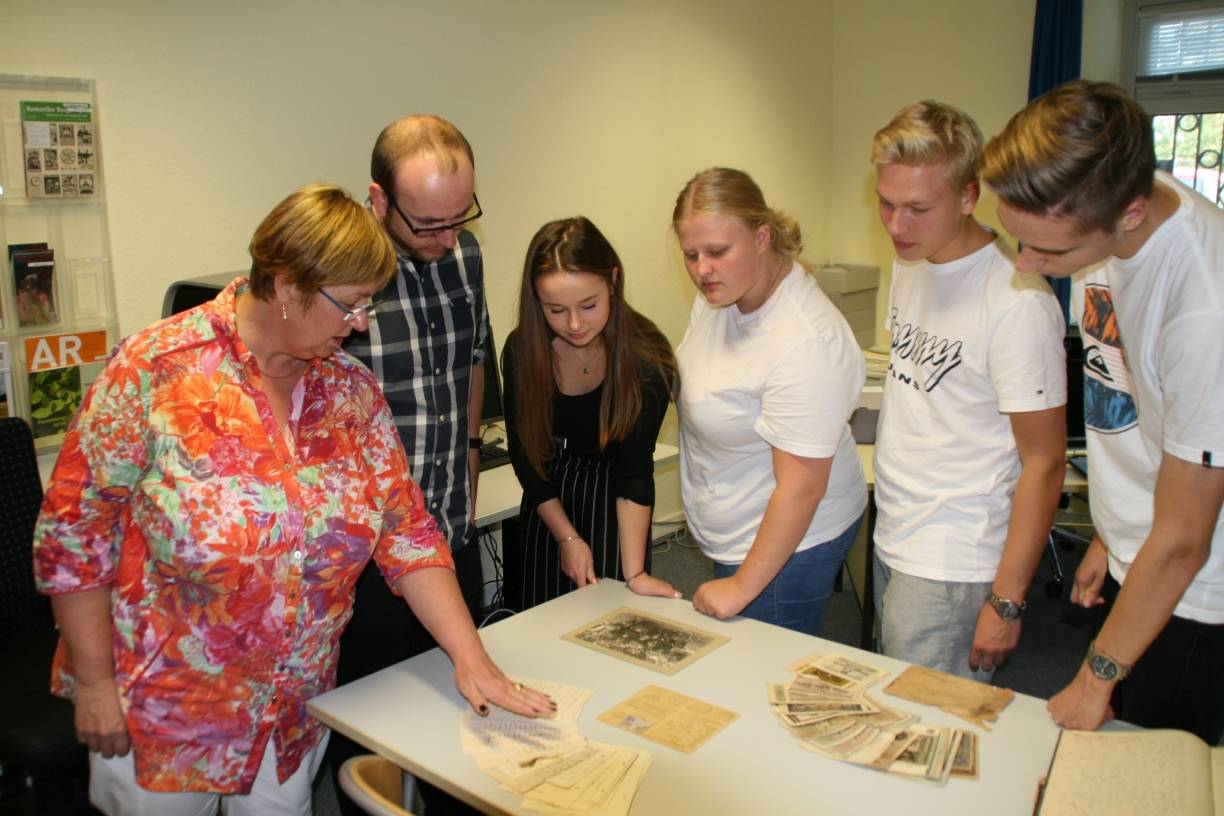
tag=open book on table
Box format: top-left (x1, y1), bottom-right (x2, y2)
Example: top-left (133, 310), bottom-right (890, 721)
top-left (1036, 728), bottom-right (1223, 815)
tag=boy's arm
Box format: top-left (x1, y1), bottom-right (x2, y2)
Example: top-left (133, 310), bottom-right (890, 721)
top-left (970, 405), bottom-right (1066, 671)
top-left (1048, 453), bottom-right (1223, 730)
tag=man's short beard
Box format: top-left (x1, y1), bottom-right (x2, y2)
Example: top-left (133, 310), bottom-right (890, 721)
top-left (381, 212), bottom-right (422, 260)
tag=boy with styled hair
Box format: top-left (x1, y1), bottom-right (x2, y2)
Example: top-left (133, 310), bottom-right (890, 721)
top-left (983, 80), bottom-right (1224, 741)
top-left (871, 100), bottom-right (1068, 680)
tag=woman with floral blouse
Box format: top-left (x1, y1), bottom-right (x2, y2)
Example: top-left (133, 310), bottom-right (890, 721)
top-left (32, 184), bottom-right (553, 815)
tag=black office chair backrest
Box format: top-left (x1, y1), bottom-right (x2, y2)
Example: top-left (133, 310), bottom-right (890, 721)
top-left (0, 417), bottom-right (51, 646)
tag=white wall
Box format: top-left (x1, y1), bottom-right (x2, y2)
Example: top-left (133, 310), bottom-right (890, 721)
top-left (0, 0), bottom-right (833, 347)
top-left (828, 0), bottom-right (1037, 347)
top-left (1, 0), bottom-right (835, 521)
top-left (1083, 0), bottom-right (1124, 84)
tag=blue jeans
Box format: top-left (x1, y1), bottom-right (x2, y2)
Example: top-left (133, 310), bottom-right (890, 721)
top-left (713, 515), bottom-right (862, 637)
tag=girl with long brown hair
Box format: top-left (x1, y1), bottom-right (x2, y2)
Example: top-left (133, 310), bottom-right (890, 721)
top-left (503, 216), bottom-right (680, 610)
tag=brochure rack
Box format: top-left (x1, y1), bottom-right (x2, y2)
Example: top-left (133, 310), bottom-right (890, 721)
top-left (0, 74), bottom-right (118, 451)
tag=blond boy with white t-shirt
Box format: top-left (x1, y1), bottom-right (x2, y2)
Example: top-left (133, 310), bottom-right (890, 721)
top-left (871, 101), bottom-right (1068, 680)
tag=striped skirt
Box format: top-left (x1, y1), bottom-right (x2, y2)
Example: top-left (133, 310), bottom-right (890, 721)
top-left (508, 448), bottom-right (646, 611)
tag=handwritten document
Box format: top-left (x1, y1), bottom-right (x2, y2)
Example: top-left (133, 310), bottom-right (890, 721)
top-left (598, 684), bottom-right (739, 753)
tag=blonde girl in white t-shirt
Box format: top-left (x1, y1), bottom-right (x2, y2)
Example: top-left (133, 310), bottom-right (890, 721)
top-left (672, 167), bottom-right (867, 636)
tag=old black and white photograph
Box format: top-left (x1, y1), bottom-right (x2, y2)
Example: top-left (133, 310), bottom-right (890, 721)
top-left (562, 607), bottom-right (729, 676)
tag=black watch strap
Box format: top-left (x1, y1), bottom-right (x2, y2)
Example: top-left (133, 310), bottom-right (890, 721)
top-left (469, 437), bottom-right (483, 450)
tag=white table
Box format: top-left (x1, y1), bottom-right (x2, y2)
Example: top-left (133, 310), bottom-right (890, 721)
top-left (309, 581), bottom-right (1061, 816)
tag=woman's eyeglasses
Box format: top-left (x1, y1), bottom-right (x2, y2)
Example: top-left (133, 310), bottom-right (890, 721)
top-left (319, 288), bottom-right (379, 324)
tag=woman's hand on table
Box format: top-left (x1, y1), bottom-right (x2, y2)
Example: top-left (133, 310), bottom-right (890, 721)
top-left (626, 572), bottom-right (681, 599)
top-left (692, 576), bottom-right (751, 620)
top-left (454, 652), bottom-right (557, 718)
top-left (560, 537), bottom-right (598, 587)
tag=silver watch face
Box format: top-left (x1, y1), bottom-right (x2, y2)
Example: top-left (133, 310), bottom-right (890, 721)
top-left (1089, 653), bottom-right (1118, 681)
top-left (991, 596), bottom-right (1020, 620)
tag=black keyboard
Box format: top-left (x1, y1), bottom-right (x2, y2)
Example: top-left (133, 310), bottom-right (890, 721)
top-left (479, 442), bottom-right (510, 471)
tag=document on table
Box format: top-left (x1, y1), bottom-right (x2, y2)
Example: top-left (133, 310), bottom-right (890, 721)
top-left (460, 678), bottom-right (592, 762)
top-left (884, 665), bottom-right (1014, 729)
top-left (485, 741), bottom-right (652, 816)
top-left (562, 607), bottom-right (730, 676)
top-left (460, 679), bottom-right (653, 815)
top-left (597, 684), bottom-right (739, 753)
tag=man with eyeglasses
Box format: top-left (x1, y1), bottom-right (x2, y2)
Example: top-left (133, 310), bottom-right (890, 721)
top-left (332, 114), bottom-right (490, 815)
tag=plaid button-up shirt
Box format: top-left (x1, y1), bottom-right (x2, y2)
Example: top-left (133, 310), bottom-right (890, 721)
top-left (345, 230), bottom-right (489, 551)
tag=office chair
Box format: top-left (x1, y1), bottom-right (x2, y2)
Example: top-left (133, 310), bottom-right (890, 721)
top-left (338, 755), bottom-right (417, 816)
top-left (0, 418), bottom-right (86, 808)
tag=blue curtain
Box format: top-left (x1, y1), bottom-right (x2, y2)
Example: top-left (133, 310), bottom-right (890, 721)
top-left (1028, 0), bottom-right (1082, 321)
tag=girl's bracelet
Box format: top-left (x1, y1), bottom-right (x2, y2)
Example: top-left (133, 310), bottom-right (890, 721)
top-left (557, 535), bottom-right (583, 545)
top-left (625, 569), bottom-right (646, 584)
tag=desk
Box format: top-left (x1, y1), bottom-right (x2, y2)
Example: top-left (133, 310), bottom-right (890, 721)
top-left (474, 443), bottom-right (679, 528)
top-left (310, 581), bottom-right (1060, 816)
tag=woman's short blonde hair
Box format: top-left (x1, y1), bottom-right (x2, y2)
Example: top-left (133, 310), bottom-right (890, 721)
top-left (872, 100), bottom-right (983, 190)
top-left (671, 167), bottom-right (803, 259)
top-left (248, 183), bottom-right (395, 303)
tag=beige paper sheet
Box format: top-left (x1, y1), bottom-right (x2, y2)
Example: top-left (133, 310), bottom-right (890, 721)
top-left (597, 684), bottom-right (739, 753)
top-left (884, 665), bottom-right (1013, 729)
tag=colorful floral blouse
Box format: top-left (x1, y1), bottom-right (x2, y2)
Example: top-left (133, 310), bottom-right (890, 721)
top-left (34, 279), bottom-right (453, 794)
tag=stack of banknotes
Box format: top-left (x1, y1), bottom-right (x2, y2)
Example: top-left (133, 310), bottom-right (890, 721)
top-left (770, 653), bottom-right (978, 785)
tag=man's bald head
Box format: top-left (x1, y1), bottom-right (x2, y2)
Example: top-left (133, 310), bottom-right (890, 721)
top-left (370, 114), bottom-right (474, 193)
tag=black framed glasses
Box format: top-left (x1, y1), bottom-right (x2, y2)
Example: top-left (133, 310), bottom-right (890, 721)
top-left (319, 288), bottom-right (378, 324)
top-left (388, 192), bottom-right (483, 235)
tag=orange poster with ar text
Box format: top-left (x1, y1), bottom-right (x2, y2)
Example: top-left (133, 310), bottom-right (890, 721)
top-left (24, 330), bottom-right (109, 372)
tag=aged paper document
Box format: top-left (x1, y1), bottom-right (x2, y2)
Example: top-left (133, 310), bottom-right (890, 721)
top-left (1038, 729), bottom-right (1221, 816)
top-left (562, 607), bottom-right (729, 675)
top-left (598, 684), bottom-right (739, 753)
top-left (461, 679), bottom-right (652, 815)
top-left (485, 741), bottom-right (652, 816)
top-left (884, 665), bottom-right (1013, 729)
top-left (460, 678), bottom-right (592, 761)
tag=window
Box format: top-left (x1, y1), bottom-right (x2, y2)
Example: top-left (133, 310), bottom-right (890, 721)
top-left (1125, 0), bottom-right (1224, 204)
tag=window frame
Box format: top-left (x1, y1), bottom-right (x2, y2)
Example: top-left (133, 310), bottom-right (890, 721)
top-left (1123, 0), bottom-right (1224, 114)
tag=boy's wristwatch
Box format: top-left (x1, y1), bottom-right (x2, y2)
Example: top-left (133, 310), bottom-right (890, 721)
top-left (986, 592), bottom-right (1026, 620)
top-left (1086, 640), bottom-right (1132, 682)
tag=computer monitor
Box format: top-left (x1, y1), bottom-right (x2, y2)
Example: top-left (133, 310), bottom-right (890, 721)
top-left (1065, 327), bottom-right (1085, 452)
top-left (481, 332), bottom-right (505, 426)
top-left (161, 271), bottom-right (243, 317)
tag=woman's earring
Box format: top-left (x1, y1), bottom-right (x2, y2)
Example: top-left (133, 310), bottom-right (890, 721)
top-left (281, 302), bottom-right (288, 321)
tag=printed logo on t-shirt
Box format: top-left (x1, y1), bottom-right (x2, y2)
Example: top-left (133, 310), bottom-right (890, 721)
top-left (887, 308), bottom-right (964, 392)
top-left (1081, 283), bottom-right (1138, 434)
